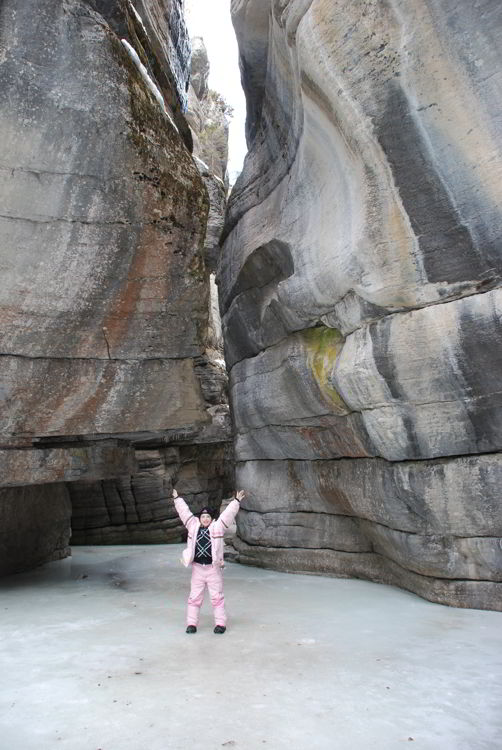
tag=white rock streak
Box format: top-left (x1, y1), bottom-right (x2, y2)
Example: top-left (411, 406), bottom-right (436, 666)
top-left (127, 0), bottom-right (149, 40)
top-left (192, 155), bottom-right (225, 186)
top-left (193, 155), bottom-right (210, 173)
top-left (120, 38), bottom-right (179, 133)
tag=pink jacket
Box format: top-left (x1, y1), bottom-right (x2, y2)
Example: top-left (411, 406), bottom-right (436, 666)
top-left (174, 496), bottom-right (241, 568)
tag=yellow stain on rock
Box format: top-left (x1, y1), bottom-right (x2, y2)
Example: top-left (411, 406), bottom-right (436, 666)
top-left (303, 326), bottom-right (348, 414)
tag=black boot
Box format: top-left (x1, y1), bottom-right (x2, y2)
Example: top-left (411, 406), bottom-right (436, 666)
top-left (186, 625), bottom-right (197, 634)
top-left (214, 625), bottom-right (226, 634)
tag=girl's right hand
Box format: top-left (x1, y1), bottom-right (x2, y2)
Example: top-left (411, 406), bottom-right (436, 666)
top-left (172, 488), bottom-right (178, 499)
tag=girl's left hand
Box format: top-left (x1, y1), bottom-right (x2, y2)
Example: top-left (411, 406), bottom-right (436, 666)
top-left (236, 490), bottom-right (245, 501)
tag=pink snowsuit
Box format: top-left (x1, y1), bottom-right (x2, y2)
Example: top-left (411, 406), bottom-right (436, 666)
top-left (174, 496), bottom-right (241, 627)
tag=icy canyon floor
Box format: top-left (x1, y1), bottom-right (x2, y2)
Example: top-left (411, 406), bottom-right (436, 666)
top-left (1, 545), bottom-right (501, 750)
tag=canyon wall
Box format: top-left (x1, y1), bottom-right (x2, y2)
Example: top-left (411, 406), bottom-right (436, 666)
top-left (220, 0), bottom-right (502, 610)
top-left (0, 0), bottom-right (231, 572)
top-left (69, 25), bottom-right (234, 547)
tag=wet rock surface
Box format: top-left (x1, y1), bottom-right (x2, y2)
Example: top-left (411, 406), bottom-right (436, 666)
top-left (221, 0), bottom-right (502, 609)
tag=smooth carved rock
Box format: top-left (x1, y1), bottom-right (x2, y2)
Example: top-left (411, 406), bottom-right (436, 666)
top-left (237, 511), bottom-right (502, 582)
top-left (224, 0), bottom-right (502, 317)
top-left (233, 456), bottom-right (502, 610)
top-left (230, 288), bottom-right (502, 463)
top-left (230, 328), bottom-right (374, 459)
top-left (237, 458), bottom-right (502, 538)
top-left (238, 511), bottom-right (372, 553)
top-left (333, 288), bottom-right (502, 461)
top-left (221, 1), bottom-right (502, 609)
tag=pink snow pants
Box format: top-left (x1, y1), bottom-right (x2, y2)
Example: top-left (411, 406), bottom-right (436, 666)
top-left (186, 563), bottom-right (226, 627)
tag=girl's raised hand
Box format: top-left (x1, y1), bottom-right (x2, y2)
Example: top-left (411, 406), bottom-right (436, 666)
top-left (236, 490), bottom-right (245, 501)
top-left (172, 488), bottom-right (178, 499)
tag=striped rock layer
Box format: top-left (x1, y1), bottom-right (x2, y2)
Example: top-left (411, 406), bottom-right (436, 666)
top-left (220, 0), bottom-right (502, 610)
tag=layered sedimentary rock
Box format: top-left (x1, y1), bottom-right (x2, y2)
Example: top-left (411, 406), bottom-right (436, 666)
top-left (220, 0), bottom-right (502, 610)
top-left (69, 365), bottom-right (234, 545)
top-left (0, 0), bottom-right (231, 568)
top-left (70, 443), bottom-right (233, 544)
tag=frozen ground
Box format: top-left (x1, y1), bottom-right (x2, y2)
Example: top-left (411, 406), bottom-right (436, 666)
top-left (1, 544), bottom-right (501, 750)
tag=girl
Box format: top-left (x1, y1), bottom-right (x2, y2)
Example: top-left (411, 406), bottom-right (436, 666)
top-left (171, 488), bottom-right (245, 633)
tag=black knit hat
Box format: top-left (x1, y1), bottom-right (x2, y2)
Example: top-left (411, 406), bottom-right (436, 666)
top-left (198, 507), bottom-right (213, 518)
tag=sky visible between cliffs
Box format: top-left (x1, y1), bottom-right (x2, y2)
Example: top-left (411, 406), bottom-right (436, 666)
top-left (185, 0), bottom-right (247, 185)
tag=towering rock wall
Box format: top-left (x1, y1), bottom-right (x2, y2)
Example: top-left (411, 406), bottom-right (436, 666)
top-left (68, 23), bottom-right (234, 548)
top-left (0, 0), bottom-right (231, 572)
top-left (220, 0), bottom-right (502, 610)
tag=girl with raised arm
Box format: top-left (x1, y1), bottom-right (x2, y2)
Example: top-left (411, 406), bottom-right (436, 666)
top-left (171, 488), bottom-right (245, 634)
